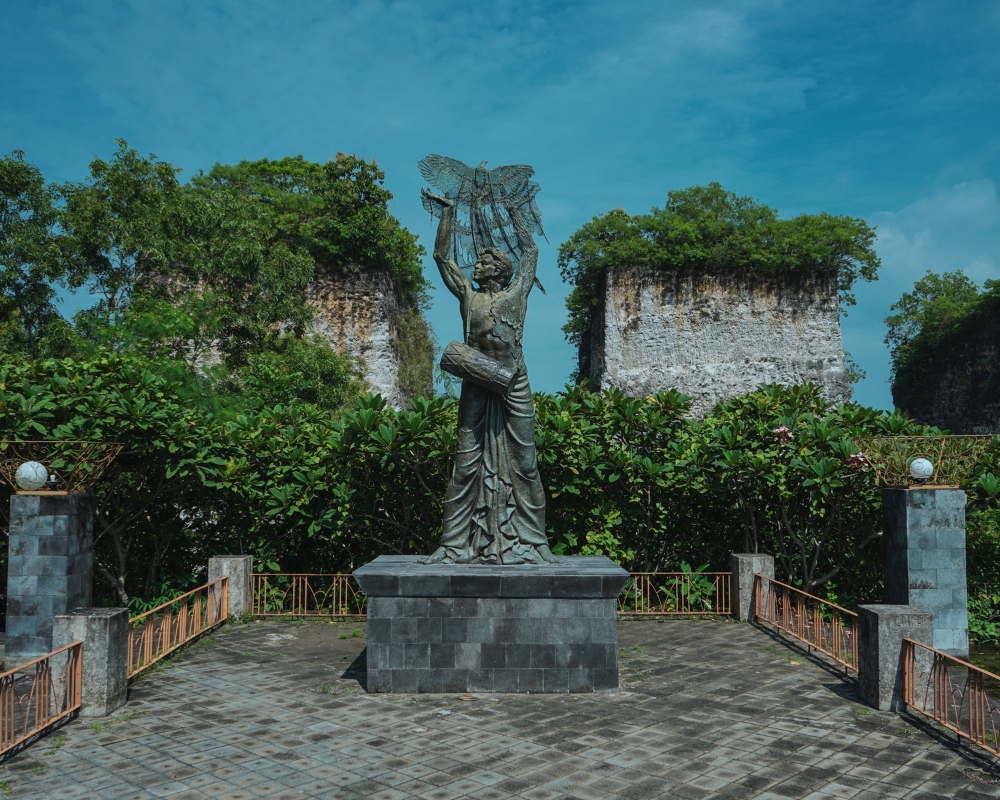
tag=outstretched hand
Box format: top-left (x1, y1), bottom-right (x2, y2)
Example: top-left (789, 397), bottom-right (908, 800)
top-left (421, 188), bottom-right (454, 208)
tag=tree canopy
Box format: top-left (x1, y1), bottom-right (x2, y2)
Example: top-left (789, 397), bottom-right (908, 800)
top-left (558, 182), bottom-right (881, 348)
top-left (191, 154), bottom-right (428, 304)
top-left (886, 269), bottom-right (1000, 411)
top-left (0, 142), bottom-right (442, 409)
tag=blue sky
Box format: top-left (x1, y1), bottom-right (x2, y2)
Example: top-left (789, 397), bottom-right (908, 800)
top-left (4, 1), bottom-right (999, 409)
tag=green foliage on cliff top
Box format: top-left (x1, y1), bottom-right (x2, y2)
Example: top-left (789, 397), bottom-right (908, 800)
top-left (886, 269), bottom-right (1000, 405)
top-left (558, 182), bottom-right (881, 348)
top-left (191, 154), bottom-right (428, 304)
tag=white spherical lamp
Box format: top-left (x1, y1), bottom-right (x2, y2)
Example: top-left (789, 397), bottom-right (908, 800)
top-left (909, 457), bottom-right (934, 483)
top-left (15, 461), bottom-right (49, 491)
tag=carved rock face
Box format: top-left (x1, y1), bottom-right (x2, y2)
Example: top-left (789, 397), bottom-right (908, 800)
top-left (306, 267), bottom-right (407, 409)
top-left (584, 267), bottom-right (852, 417)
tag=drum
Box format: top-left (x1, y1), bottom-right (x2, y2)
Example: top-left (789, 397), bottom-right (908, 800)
top-left (440, 340), bottom-right (517, 396)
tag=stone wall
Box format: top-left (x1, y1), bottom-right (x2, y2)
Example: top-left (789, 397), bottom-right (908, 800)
top-left (582, 267), bottom-right (852, 417)
top-left (306, 267), bottom-right (409, 409)
top-left (893, 307), bottom-right (1000, 434)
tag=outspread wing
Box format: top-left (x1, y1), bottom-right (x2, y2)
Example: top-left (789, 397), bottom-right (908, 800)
top-left (418, 154), bottom-right (473, 197)
top-left (419, 154), bottom-right (546, 285)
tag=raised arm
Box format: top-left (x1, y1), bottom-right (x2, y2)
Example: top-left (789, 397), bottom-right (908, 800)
top-left (506, 205), bottom-right (538, 296)
top-left (423, 190), bottom-right (471, 300)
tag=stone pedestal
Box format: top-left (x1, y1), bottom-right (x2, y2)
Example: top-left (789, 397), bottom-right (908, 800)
top-left (858, 604), bottom-right (933, 712)
top-left (208, 555), bottom-right (253, 619)
top-left (52, 607), bottom-right (128, 717)
top-left (354, 555), bottom-right (630, 693)
top-left (883, 487), bottom-right (968, 657)
top-left (6, 494), bottom-right (93, 666)
top-left (730, 553), bottom-right (774, 622)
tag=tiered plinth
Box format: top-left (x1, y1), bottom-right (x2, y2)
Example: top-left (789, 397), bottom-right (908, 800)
top-left (353, 555), bottom-right (629, 693)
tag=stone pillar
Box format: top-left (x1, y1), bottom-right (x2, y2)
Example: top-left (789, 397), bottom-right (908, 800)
top-left (52, 607), bottom-right (128, 717)
top-left (6, 494), bottom-right (94, 666)
top-left (857, 605), bottom-right (933, 712)
top-left (730, 553), bottom-right (774, 622)
top-left (883, 487), bottom-right (969, 657)
top-left (208, 555), bottom-right (253, 619)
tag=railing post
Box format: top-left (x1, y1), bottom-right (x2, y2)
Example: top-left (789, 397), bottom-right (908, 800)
top-left (729, 553), bottom-right (774, 622)
top-left (857, 605), bottom-right (933, 711)
top-left (208, 556), bottom-right (253, 619)
top-left (51, 608), bottom-right (128, 718)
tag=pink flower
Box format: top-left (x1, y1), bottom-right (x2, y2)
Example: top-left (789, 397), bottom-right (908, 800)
top-left (773, 426), bottom-right (792, 443)
top-left (847, 452), bottom-right (871, 471)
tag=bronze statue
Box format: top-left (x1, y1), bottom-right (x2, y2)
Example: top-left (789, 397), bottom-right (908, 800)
top-left (418, 155), bottom-right (556, 565)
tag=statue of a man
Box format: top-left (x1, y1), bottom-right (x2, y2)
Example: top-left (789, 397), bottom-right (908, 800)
top-left (422, 189), bottom-right (557, 565)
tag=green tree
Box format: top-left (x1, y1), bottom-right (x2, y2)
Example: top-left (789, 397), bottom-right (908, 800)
top-left (59, 141), bottom-right (317, 370)
top-left (558, 183), bottom-right (881, 350)
top-left (191, 154), bottom-right (428, 303)
top-left (884, 269), bottom-right (988, 380)
top-left (0, 151), bottom-right (62, 354)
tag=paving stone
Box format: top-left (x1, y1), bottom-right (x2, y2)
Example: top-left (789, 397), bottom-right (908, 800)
top-left (3, 618), bottom-right (997, 798)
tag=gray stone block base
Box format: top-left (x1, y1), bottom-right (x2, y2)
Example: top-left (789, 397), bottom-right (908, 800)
top-left (858, 604), bottom-right (933, 712)
top-left (354, 555), bottom-right (630, 693)
top-left (208, 555), bottom-right (253, 619)
top-left (52, 607), bottom-right (128, 717)
top-left (730, 553), bottom-right (774, 622)
top-left (6, 494), bottom-right (94, 666)
top-left (883, 487), bottom-right (969, 657)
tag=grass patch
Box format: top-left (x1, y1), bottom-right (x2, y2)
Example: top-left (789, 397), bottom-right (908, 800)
top-left (853, 706), bottom-right (877, 717)
top-left (339, 628), bottom-right (364, 640)
top-left (0, 780), bottom-right (11, 797)
top-left (43, 734), bottom-right (67, 756)
top-left (129, 632), bottom-right (218, 687)
top-left (89, 721), bottom-right (112, 734)
top-left (893, 728), bottom-right (914, 737)
top-left (761, 644), bottom-right (801, 664)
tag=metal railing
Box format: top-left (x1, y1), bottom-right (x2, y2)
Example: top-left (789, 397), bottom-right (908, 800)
top-left (0, 642), bottom-right (82, 755)
top-left (618, 572), bottom-right (731, 615)
top-left (904, 638), bottom-right (1000, 759)
top-left (251, 574), bottom-right (366, 617)
top-left (128, 578), bottom-right (228, 678)
top-left (754, 574), bottom-right (858, 671)
top-left (251, 572), bottom-right (731, 618)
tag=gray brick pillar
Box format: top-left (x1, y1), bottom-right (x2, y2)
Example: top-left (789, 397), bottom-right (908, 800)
top-left (883, 487), bottom-right (968, 657)
top-left (52, 607), bottom-right (128, 717)
top-left (6, 494), bottom-right (94, 666)
top-left (730, 553), bottom-right (774, 622)
top-left (208, 555), bottom-right (253, 619)
top-left (858, 604), bottom-right (933, 712)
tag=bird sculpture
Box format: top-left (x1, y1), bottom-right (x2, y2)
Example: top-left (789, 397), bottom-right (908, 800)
top-left (418, 154), bottom-right (547, 294)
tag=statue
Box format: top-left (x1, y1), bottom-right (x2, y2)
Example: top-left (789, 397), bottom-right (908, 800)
top-left (418, 155), bottom-right (557, 565)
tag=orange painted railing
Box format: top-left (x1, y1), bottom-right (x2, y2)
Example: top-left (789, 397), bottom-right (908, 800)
top-left (904, 638), bottom-right (1000, 759)
top-left (251, 574), bottom-right (366, 617)
top-left (754, 574), bottom-right (858, 671)
top-left (618, 572), bottom-right (731, 615)
top-left (127, 578), bottom-right (228, 678)
top-left (0, 641), bottom-right (82, 755)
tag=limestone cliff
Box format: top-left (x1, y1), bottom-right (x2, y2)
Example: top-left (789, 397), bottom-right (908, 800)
top-left (582, 267), bottom-right (852, 417)
top-left (307, 267), bottom-right (420, 409)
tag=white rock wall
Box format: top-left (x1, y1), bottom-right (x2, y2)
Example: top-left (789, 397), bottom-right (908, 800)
top-left (306, 267), bottom-right (407, 409)
top-left (587, 268), bottom-right (852, 417)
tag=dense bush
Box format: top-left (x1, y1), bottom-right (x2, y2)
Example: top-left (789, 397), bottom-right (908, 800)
top-left (7, 353), bottom-right (997, 606)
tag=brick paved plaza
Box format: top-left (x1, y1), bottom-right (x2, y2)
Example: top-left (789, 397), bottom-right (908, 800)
top-left (5, 618), bottom-right (1000, 799)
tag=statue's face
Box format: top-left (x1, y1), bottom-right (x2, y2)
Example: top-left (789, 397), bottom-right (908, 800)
top-left (473, 251), bottom-right (501, 286)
